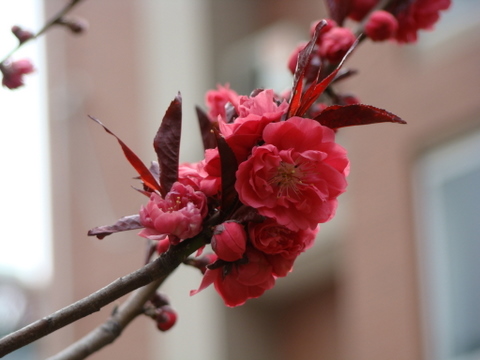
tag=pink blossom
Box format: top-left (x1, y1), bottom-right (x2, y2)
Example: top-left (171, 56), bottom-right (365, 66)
top-left (191, 248), bottom-right (276, 307)
top-left (1, 59), bottom-right (34, 89)
top-left (235, 117), bottom-right (349, 231)
top-left (395, 0), bottom-right (451, 43)
top-left (199, 148), bottom-right (222, 196)
top-left (211, 221), bottom-right (247, 262)
top-left (365, 10), bottom-right (399, 41)
top-left (220, 89), bottom-right (288, 162)
top-left (138, 182), bottom-right (207, 242)
top-left (318, 27), bottom-right (356, 63)
top-left (205, 84), bottom-right (240, 122)
top-left (249, 218), bottom-right (318, 259)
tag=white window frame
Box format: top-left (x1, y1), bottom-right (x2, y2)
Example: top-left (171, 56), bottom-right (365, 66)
top-left (414, 127), bottom-right (480, 360)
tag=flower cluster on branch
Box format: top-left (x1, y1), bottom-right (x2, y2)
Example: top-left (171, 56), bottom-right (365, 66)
top-left (0, 0), bottom-right (452, 358)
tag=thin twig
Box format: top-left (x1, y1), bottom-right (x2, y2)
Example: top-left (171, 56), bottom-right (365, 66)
top-left (0, 234), bottom-right (207, 358)
top-left (46, 278), bottom-right (164, 360)
top-left (1, 0), bottom-right (86, 63)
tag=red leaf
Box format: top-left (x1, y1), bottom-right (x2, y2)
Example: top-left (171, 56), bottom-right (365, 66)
top-left (154, 94), bottom-right (182, 197)
top-left (287, 20), bottom-right (327, 118)
top-left (195, 105), bottom-right (217, 150)
top-left (314, 104), bottom-right (406, 129)
top-left (89, 116), bottom-right (161, 192)
top-left (296, 36), bottom-right (360, 117)
top-left (325, 0), bottom-right (352, 25)
top-left (215, 130), bottom-right (239, 218)
top-left (88, 214), bottom-right (144, 239)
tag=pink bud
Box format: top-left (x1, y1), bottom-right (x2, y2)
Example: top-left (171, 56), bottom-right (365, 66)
top-left (11, 25), bottom-right (34, 43)
top-left (318, 27), bottom-right (356, 63)
top-left (211, 221), bottom-right (246, 262)
top-left (365, 10), bottom-right (398, 42)
top-left (56, 16), bottom-right (89, 34)
top-left (156, 305), bottom-right (177, 332)
top-left (156, 238), bottom-right (170, 254)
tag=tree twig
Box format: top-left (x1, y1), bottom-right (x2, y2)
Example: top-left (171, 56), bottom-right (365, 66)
top-left (0, 234), bottom-right (207, 358)
top-left (46, 277), bottom-right (164, 360)
top-left (1, 0), bottom-right (87, 64)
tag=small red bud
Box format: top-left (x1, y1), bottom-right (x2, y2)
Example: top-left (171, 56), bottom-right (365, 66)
top-left (156, 305), bottom-right (177, 332)
top-left (365, 10), bottom-right (398, 42)
top-left (11, 25), bottom-right (34, 43)
top-left (56, 17), bottom-right (89, 34)
top-left (318, 27), bottom-right (356, 63)
top-left (211, 221), bottom-right (247, 262)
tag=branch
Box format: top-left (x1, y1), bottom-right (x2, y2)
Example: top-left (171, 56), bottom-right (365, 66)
top-left (46, 278), bottom-right (164, 360)
top-left (1, 0), bottom-right (87, 63)
top-left (0, 234), bottom-right (207, 358)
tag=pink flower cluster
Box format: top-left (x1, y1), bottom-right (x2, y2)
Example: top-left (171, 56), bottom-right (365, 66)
top-left (138, 86), bottom-right (349, 306)
top-left (353, 0), bottom-right (451, 43)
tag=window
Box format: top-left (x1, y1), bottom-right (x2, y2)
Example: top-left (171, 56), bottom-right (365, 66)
top-left (415, 128), bottom-right (480, 360)
top-left (0, 0), bottom-right (51, 287)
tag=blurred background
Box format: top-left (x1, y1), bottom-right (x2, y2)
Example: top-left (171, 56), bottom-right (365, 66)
top-left (1, 0), bottom-right (479, 359)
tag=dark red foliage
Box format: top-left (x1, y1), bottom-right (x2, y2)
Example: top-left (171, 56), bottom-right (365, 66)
top-left (87, 215), bottom-right (144, 239)
top-left (215, 131), bottom-right (239, 219)
top-left (154, 94), bottom-right (182, 197)
top-left (195, 105), bottom-right (217, 150)
top-left (325, 0), bottom-right (353, 25)
top-left (89, 116), bottom-right (161, 193)
top-left (314, 104), bottom-right (406, 129)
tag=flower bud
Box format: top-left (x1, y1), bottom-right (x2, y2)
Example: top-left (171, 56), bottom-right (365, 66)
top-left (211, 221), bottom-right (246, 262)
top-left (56, 16), bottom-right (89, 34)
top-left (365, 10), bottom-right (398, 42)
top-left (318, 27), bottom-right (356, 63)
top-left (156, 305), bottom-right (177, 332)
top-left (11, 25), bottom-right (34, 43)
top-left (150, 292), bottom-right (170, 307)
top-left (156, 238), bottom-right (170, 254)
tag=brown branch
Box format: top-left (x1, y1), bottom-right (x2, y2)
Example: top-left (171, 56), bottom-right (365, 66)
top-left (1, 0), bottom-right (87, 64)
top-left (46, 278), bottom-right (164, 360)
top-left (0, 234), bottom-right (207, 358)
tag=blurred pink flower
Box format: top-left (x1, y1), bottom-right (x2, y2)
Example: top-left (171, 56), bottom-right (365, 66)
top-left (318, 27), bottom-right (356, 63)
top-left (365, 10), bottom-right (399, 41)
top-left (205, 84), bottom-right (239, 122)
top-left (1, 58), bottom-right (34, 89)
top-left (395, 0), bottom-right (451, 43)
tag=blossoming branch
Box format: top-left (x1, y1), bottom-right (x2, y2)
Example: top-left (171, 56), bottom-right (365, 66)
top-left (0, 0), bottom-right (451, 358)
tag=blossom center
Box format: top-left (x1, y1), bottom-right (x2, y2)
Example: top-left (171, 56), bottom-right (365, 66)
top-left (270, 161), bottom-right (303, 198)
